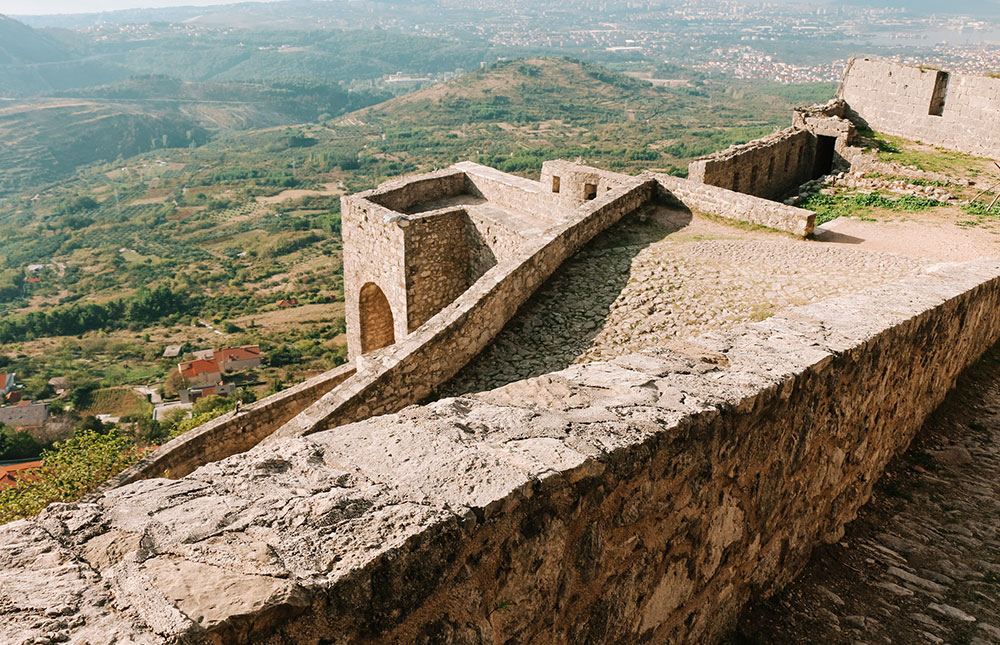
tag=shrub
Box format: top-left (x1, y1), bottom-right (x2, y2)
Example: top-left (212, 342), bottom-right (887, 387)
top-left (0, 428), bottom-right (140, 524)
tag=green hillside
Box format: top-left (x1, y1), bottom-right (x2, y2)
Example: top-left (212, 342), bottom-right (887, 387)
top-left (0, 58), bottom-right (835, 397)
top-left (0, 15), bottom-right (68, 64)
top-left (0, 15), bottom-right (128, 96)
top-left (0, 78), bottom-right (387, 195)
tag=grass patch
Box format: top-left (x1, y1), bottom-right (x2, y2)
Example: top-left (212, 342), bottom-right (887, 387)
top-left (802, 191), bottom-right (945, 225)
top-left (749, 303), bottom-right (776, 322)
top-left (857, 129), bottom-right (988, 175)
top-left (961, 200), bottom-right (999, 217)
top-left (78, 387), bottom-right (152, 417)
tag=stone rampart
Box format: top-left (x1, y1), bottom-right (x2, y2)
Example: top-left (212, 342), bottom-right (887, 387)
top-left (840, 58), bottom-right (1000, 159)
top-left (653, 173), bottom-right (816, 236)
top-left (403, 208), bottom-right (477, 332)
top-left (9, 259), bottom-right (1000, 644)
top-left (268, 177), bottom-right (657, 440)
top-left (100, 362), bottom-right (356, 487)
top-left (102, 162), bottom-right (820, 489)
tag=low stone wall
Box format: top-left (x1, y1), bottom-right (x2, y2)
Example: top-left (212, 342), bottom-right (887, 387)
top-left (653, 173), bottom-right (816, 236)
top-left (366, 168), bottom-right (466, 212)
top-left (10, 260), bottom-right (1000, 645)
top-left (687, 127), bottom-right (815, 200)
top-left (457, 162), bottom-right (555, 225)
top-left (841, 58), bottom-right (1000, 159)
top-left (0, 402), bottom-right (48, 428)
top-left (267, 177), bottom-right (657, 440)
top-left (100, 362), bottom-right (356, 487)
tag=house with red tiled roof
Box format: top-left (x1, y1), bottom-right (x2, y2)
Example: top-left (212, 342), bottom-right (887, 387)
top-left (0, 461), bottom-right (42, 490)
top-left (213, 345), bottom-right (262, 373)
top-left (177, 358), bottom-right (222, 388)
top-left (178, 345), bottom-right (262, 388)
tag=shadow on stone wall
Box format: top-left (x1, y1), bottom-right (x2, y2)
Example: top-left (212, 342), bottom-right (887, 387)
top-left (439, 204), bottom-right (692, 397)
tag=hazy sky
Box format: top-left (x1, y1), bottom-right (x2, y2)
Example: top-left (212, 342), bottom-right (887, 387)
top-left (2, 0), bottom-right (247, 15)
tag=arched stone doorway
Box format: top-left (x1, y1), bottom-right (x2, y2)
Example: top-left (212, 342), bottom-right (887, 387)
top-left (359, 282), bottom-right (395, 353)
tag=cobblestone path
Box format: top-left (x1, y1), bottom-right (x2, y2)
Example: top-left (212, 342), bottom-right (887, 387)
top-left (731, 346), bottom-right (1000, 645)
top-left (443, 207), bottom-right (924, 397)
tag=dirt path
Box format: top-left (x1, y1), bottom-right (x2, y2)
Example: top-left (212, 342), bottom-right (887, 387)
top-left (816, 214), bottom-right (1000, 262)
top-left (730, 345), bottom-right (1000, 645)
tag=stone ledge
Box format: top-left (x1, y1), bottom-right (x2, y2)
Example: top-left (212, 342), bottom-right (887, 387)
top-left (6, 259), bottom-right (1000, 644)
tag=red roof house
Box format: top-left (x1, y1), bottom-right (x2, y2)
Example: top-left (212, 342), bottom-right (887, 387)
top-left (0, 461), bottom-right (42, 490)
top-left (178, 358), bottom-right (222, 387)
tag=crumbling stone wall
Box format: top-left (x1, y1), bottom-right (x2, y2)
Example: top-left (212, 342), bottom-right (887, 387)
top-left (841, 58), bottom-right (1000, 159)
top-left (688, 127), bottom-right (817, 200)
top-left (10, 260), bottom-right (1000, 645)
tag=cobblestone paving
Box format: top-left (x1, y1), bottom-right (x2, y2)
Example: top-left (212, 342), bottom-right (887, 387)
top-left (731, 346), bottom-right (1000, 645)
top-left (443, 207), bottom-right (925, 397)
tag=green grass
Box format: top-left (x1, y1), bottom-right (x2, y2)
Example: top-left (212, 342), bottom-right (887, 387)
top-left (78, 387), bottom-right (152, 417)
top-left (802, 191), bottom-right (946, 225)
top-left (857, 129), bottom-right (988, 176)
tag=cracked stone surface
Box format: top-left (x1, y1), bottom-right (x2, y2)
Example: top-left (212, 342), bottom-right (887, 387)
top-left (732, 344), bottom-right (1000, 645)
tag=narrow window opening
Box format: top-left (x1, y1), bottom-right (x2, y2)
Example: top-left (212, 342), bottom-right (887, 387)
top-left (749, 165), bottom-right (759, 190)
top-left (584, 183), bottom-right (597, 200)
top-left (552, 176), bottom-right (561, 193)
top-left (767, 157), bottom-right (775, 181)
top-left (732, 171), bottom-right (740, 192)
top-left (929, 71), bottom-right (950, 116)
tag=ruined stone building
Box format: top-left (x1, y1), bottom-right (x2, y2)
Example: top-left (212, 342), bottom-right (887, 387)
top-left (2, 58), bottom-right (1000, 644)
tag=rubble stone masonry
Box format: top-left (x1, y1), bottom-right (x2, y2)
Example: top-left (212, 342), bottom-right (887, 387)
top-left (841, 58), bottom-right (1000, 159)
top-left (6, 260), bottom-right (1000, 644)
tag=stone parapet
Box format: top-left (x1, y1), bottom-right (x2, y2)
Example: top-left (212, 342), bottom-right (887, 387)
top-left (99, 361), bottom-right (356, 487)
top-left (7, 259), bottom-right (1000, 644)
top-left (653, 173), bottom-right (816, 236)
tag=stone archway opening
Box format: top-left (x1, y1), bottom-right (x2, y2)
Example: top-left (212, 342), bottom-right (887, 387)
top-left (359, 282), bottom-right (395, 353)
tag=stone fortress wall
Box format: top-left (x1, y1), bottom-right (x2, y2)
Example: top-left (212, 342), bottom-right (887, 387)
top-left (15, 58), bottom-right (1000, 644)
top-left (687, 99), bottom-right (856, 200)
top-left (840, 57), bottom-right (1000, 160)
top-left (9, 259), bottom-right (1000, 644)
top-left (104, 159), bottom-right (816, 489)
top-left (104, 59), bottom-right (990, 499)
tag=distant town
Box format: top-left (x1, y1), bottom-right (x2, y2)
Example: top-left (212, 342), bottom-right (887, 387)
top-left (69, 1), bottom-right (1000, 84)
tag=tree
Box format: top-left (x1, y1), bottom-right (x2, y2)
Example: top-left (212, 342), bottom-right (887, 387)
top-left (0, 425), bottom-right (42, 460)
top-left (0, 428), bottom-right (139, 524)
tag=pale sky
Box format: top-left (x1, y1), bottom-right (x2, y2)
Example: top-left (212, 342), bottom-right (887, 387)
top-left (2, 0), bottom-right (246, 15)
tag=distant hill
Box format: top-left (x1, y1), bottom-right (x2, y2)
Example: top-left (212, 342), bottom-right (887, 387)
top-left (0, 14), bottom-right (128, 96)
top-left (0, 76), bottom-right (386, 195)
top-left (0, 15), bottom-right (67, 64)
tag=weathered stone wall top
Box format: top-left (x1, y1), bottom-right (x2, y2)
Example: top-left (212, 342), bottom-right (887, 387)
top-left (653, 173), bottom-right (816, 237)
top-left (688, 127), bottom-right (818, 201)
top-left (362, 168), bottom-right (467, 212)
top-left (840, 58), bottom-right (1000, 159)
top-left (7, 259), bottom-right (1000, 645)
top-left (539, 159), bottom-right (631, 208)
